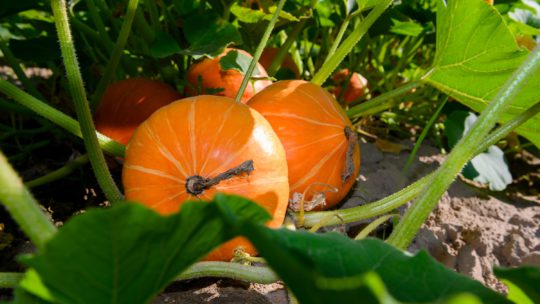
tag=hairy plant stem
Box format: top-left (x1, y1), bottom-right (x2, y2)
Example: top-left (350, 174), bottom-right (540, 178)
top-left (310, 0), bottom-right (393, 86)
top-left (0, 272), bottom-right (23, 288)
top-left (297, 99), bottom-right (540, 228)
top-left (267, 19), bottom-right (307, 76)
top-left (0, 41), bottom-right (42, 99)
top-left (235, 0), bottom-right (286, 102)
top-left (51, 0), bottom-right (122, 203)
top-left (90, 0), bottom-right (140, 110)
top-left (387, 46), bottom-right (540, 249)
top-left (0, 80), bottom-right (125, 157)
top-left (176, 262), bottom-right (279, 284)
top-left (346, 80), bottom-right (422, 118)
top-left (26, 154), bottom-right (90, 188)
top-left (0, 151), bottom-right (57, 250)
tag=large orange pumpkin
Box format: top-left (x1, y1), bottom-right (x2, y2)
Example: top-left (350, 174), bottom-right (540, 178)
top-left (331, 69), bottom-right (368, 104)
top-left (123, 95), bottom-right (289, 261)
top-left (247, 80), bottom-right (360, 210)
top-left (185, 48), bottom-right (272, 103)
top-left (94, 78), bottom-right (181, 145)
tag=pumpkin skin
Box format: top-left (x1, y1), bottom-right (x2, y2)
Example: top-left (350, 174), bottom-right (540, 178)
top-left (94, 78), bottom-right (181, 145)
top-left (331, 69), bottom-right (368, 104)
top-left (247, 80), bottom-right (360, 210)
top-left (123, 95), bottom-right (289, 261)
top-left (259, 47), bottom-right (300, 78)
top-left (185, 48), bottom-right (272, 103)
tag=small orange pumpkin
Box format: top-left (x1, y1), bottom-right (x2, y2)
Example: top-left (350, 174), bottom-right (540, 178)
top-left (123, 95), bottom-right (289, 261)
top-left (259, 47), bottom-right (300, 79)
top-left (185, 48), bottom-right (272, 103)
top-left (247, 80), bottom-right (360, 210)
top-left (331, 69), bottom-right (368, 104)
top-left (94, 78), bottom-right (181, 145)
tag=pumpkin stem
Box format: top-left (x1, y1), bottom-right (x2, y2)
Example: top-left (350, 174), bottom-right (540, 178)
top-left (185, 160), bottom-right (254, 196)
top-left (341, 127), bottom-right (358, 183)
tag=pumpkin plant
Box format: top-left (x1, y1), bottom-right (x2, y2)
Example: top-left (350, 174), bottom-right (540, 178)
top-left (185, 48), bottom-right (272, 103)
top-left (330, 68), bottom-right (368, 104)
top-left (259, 47), bottom-right (300, 79)
top-left (93, 78), bottom-right (181, 145)
top-left (247, 80), bottom-right (360, 211)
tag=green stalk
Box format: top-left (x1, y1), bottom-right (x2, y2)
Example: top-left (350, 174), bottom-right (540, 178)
top-left (0, 272), bottom-right (23, 288)
top-left (0, 80), bottom-right (125, 157)
top-left (235, 0), bottom-right (286, 103)
top-left (310, 0), bottom-right (393, 86)
top-left (402, 95), bottom-right (448, 174)
top-left (0, 151), bottom-right (57, 250)
top-left (90, 0), bottom-right (140, 110)
top-left (25, 154), bottom-right (89, 188)
top-left (387, 46), bottom-right (540, 249)
top-left (267, 19), bottom-right (307, 77)
top-left (0, 41), bottom-right (43, 99)
top-left (51, 0), bottom-right (123, 203)
top-left (177, 262), bottom-right (279, 284)
top-left (86, 0), bottom-right (114, 51)
top-left (347, 80), bottom-right (422, 118)
top-left (298, 100), bottom-right (540, 228)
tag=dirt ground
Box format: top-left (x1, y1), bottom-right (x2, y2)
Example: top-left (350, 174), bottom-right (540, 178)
top-left (151, 139), bottom-right (539, 303)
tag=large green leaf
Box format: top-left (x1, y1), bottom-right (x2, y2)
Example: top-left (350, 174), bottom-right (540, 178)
top-left (494, 265), bottom-right (540, 304)
top-left (425, 0), bottom-right (540, 148)
top-left (233, 226), bottom-right (510, 303)
top-left (21, 195), bottom-right (270, 304)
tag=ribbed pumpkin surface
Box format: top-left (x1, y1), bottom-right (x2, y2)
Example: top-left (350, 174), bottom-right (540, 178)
top-left (123, 95), bottom-right (289, 261)
top-left (185, 48), bottom-right (272, 103)
top-left (94, 78), bottom-right (181, 145)
top-left (247, 80), bottom-right (360, 209)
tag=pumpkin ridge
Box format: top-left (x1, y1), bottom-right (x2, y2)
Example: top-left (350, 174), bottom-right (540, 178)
top-left (260, 112), bottom-right (343, 129)
top-left (164, 110), bottom-right (193, 175)
top-left (143, 123), bottom-right (189, 177)
top-left (150, 190), bottom-right (187, 209)
top-left (188, 100), bottom-right (198, 172)
top-left (215, 176), bottom-right (289, 190)
top-left (124, 164), bottom-right (185, 183)
top-left (290, 140), bottom-right (346, 191)
top-left (287, 133), bottom-right (341, 153)
top-left (296, 86), bottom-right (343, 121)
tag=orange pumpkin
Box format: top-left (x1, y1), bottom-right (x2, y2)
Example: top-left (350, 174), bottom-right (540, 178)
top-left (247, 80), bottom-right (360, 210)
top-left (185, 48), bottom-right (272, 103)
top-left (331, 69), bottom-right (368, 104)
top-left (94, 78), bottom-right (181, 145)
top-left (259, 47), bottom-right (300, 79)
top-left (123, 95), bottom-right (289, 261)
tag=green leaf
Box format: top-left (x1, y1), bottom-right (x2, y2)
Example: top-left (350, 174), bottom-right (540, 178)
top-left (494, 265), bottom-right (540, 304)
top-left (236, 224), bottom-right (509, 304)
top-left (231, 4), bottom-right (267, 23)
top-left (390, 19), bottom-right (424, 36)
top-left (22, 195), bottom-right (270, 304)
top-left (13, 286), bottom-right (52, 304)
top-left (17, 269), bottom-right (54, 302)
top-left (219, 49), bottom-right (260, 75)
top-left (183, 13), bottom-right (242, 58)
top-left (425, 0), bottom-right (540, 148)
top-left (149, 31), bottom-right (182, 58)
top-left (445, 111), bottom-right (513, 191)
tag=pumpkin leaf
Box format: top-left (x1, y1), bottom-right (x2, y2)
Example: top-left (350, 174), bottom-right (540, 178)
top-left (21, 195), bottom-right (270, 304)
top-left (444, 111), bottom-right (513, 191)
top-left (219, 49), bottom-right (260, 75)
top-left (149, 31), bottom-right (182, 59)
top-left (494, 265), bottom-right (540, 304)
top-left (390, 19), bottom-right (424, 36)
top-left (425, 0), bottom-right (540, 148)
top-left (182, 13), bottom-right (242, 59)
top-left (229, 222), bottom-right (509, 303)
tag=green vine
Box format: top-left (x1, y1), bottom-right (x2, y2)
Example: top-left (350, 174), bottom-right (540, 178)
top-left (51, 0), bottom-right (122, 203)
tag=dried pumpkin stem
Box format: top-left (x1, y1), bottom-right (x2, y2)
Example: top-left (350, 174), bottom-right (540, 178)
top-left (341, 126), bottom-right (358, 182)
top-left (186, 160), bottom-right (254, 196)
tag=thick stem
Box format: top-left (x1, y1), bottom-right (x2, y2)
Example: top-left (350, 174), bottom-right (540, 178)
top-left (186, 160), bottom-right (254, 196)
top-left (298, 100), bottom-right (540, 228)
top-left (387, 46), bottom-right (540, 249)
top-left (310, 0), bottom-right (393, 86)
top-left (25, 154), bottom-right (89, 188)
top-left (0, 272), bottom-right (23, 288)
top-left (235, 0), bottom-right (286, 102)
top-left (267, 19), bottom-right (307, 76)
top-left (0, 80), bottom-right (125, 157)
top-left (346, 80), bottom-right (422, 118)
top-left (176, 262), bottom-right (279, 284)
top-left (90, 0), bottom-right (140, 110)
top-left (341, 127), bottom-right (358, 182)
top-left (51, 0), bottom-right (123, 203)
top-left (0, 151), bottom-right (57, 250)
